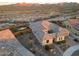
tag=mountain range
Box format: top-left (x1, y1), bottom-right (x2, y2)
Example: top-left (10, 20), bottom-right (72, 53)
top-left (0, 2), bottom-right (79, 13)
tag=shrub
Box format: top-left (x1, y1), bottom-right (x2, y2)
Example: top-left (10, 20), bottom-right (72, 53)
top-left (55, 40), bottom-right (66, 44)
top-left (44, 45), bottom-right (51, 51)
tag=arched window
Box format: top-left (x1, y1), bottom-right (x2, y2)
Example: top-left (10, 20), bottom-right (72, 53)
top-left (46, 40), bottom-right (49, 43)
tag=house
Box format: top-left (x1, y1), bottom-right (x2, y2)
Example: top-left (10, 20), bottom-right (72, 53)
top-left (29, 20), bottom-right (69, 46)
top-left (0, 29), bottom-right (34, 56)
top-left (62, 19), bottom-right (79, 39)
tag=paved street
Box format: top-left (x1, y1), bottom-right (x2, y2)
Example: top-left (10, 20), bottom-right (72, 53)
top-left (66, 37), bottom-right (79, 47)
top-left (53, 44), bottom-right (63, 55)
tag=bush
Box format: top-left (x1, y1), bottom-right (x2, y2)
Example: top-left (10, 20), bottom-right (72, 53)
top-left (56, 40), bottom-right (66, 44)
top-left (11, 28), bottom-right (18, 32)
top-left (44, 45), bottom-right (51, 51)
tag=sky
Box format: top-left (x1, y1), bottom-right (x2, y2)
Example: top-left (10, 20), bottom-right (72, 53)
top-left (0, 0), bottom-right (79, 5)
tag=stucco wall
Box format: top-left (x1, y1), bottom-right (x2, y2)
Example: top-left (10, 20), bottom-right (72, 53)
top-left (62, 21), bottom-right (79, 38)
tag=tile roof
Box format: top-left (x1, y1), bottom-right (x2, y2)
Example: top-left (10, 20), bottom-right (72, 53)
top-left (68, 19), bottom-right (79, 31)
top-left (0, 29), bottom-right (34, 56)
top-left (29, 20), bottom-right (69, 42)
top-left (0, 29), bottom-right (16, 41)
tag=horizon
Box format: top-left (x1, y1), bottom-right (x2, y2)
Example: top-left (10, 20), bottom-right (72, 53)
top-left (0, 2), bottom-right (78, 6)
top-left (0, 0), bottom-right (79, 5)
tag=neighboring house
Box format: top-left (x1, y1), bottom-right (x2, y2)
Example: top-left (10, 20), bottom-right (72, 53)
top-left (29, 20), bottom-right (69, 46)
top-left (0, 29), bottom-right (34, 56)
top-left (62, 19), bottom-right (79, 39)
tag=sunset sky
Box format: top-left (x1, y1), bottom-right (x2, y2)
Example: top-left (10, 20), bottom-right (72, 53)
top-left (0, 0), bottom-right (79, 5)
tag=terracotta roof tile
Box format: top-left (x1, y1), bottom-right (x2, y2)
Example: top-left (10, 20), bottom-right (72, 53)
top-left (68, 19), bottom-right (79, 31)
top-left (0, 29), bottom-right (16, 41)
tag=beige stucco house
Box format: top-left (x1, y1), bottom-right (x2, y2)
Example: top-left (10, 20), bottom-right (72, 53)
top-left (62, 19), bottom-right (79, 39)
top-left (29, 20), bottom-right (69, 46)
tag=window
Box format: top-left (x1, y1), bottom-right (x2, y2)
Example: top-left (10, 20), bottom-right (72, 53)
top-left (53, 38), bottom-right (55, 42)
top-left (75, 33), bottom-right (78, 36)
top-left (66, 25), bottom-right (70, 28)
top-left (66, 25), bottom-right (68, 28)
top-left (59, 37), bottom-right (61, 41)
top-left (69, 26), bottom-right (71, 29)
top-left (61, 37), bottom-right (62, 40)
top-left (46, 40), bottom-right (49, 43)
top-left (48, 30), bottom-right (54, 34)
top-left (59, 37), bottom-right (60, 40)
